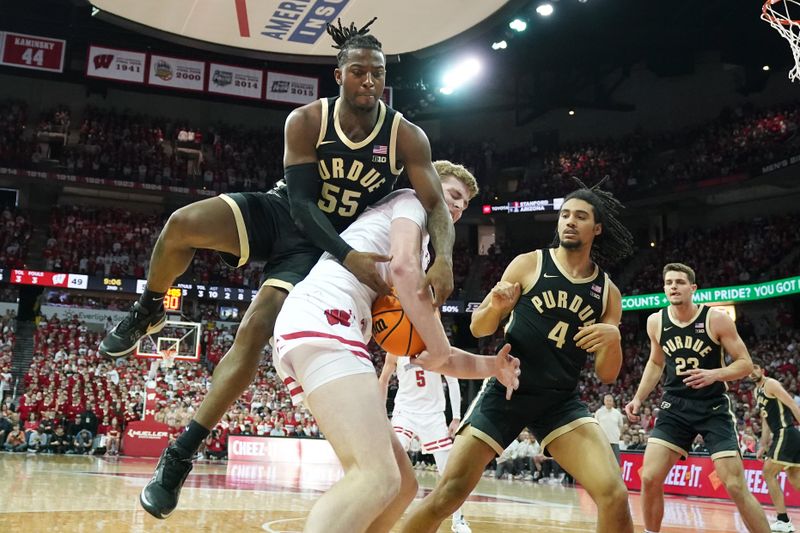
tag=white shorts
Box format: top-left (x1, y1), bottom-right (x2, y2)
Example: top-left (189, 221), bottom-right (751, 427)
top-left (274, 286), bottom-right (374, 406)
top-left (391, 410), bottom-right (453, 453)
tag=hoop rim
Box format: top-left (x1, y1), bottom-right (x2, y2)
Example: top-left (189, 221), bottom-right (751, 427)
top-left (763, 0), bottom-right (800, 26)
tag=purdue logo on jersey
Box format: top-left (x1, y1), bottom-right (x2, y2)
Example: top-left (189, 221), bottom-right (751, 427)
top-left (318, 159), bottom-right (387, 192)
top-left (661, 335), bottom-right (713, 358)
top-left (531, 290), bottom-right (598, 326)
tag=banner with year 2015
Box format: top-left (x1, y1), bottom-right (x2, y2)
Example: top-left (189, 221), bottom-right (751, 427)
top-left (147, 54), bottom-right (205, 92)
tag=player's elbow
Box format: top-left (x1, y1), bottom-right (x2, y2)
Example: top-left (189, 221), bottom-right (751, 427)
top-left (596, 368), bottom-right (619, 385)
top-left (470, 319), bottom-right (490, 339)
top-left (390, 256), bottom-right (420, 283)
top-left (595, 351), bottom-right (622, 384)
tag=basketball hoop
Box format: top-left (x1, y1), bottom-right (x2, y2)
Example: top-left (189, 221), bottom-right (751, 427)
top-left (159, 348), bottom-right (177, 370)
top-left (762, 0), bottom-right (800, 81)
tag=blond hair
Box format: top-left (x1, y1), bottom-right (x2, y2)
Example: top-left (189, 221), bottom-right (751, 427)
top-left (433, 160), bottom-right (479, 200)
top-left (663, 262), bottom-right (696, 284)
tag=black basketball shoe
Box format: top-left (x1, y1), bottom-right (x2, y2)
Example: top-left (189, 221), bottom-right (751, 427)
top-left (139, 445), bottom-right (193, 519)
top-left (99, 301), bottom-right (166, 358)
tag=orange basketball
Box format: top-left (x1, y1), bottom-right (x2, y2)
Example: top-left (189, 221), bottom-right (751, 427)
top-left (371, 293), bottom-right (426, 357)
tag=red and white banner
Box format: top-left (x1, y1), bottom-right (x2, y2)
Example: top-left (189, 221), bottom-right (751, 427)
top-left (621, 452), bottom-right (800, 506)
top-left (148, 54), bottom-right (205, 92)
top-left (208, 63), bottom-right (263, 100)
top-left (265, 71), bottom-right (318, 105)
top-left (228, 435), bottom-right (341, 467)
top-left (1, 31), bottom-right (66, 73)
top-left (86, 45), bottom-right (146, 83)
top-left (121, 381), bottom-right (171, 457)
top-left (0, 167), bottom-right (215, 198)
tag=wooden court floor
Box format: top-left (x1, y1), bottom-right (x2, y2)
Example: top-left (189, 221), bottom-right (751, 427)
top-left (1, 453), bottom-right (797, 532)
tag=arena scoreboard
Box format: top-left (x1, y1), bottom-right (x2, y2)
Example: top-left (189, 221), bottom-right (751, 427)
top-left (482, 197), bottom-right (564, 215)
top-left (163, 287), bottom-right (183, 312)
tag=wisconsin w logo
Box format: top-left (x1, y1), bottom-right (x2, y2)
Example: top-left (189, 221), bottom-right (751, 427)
top-left (93, 54), bottom-right (114, 69)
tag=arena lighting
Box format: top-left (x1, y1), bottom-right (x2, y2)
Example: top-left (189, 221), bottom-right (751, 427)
top-left (568, 109), bottom-right (576, 116)
top-left (439, 57), bottom-right (482, 95)
top-left (536, 3), bottom-right (554, 17)
top-left (763, 64), bottom-right (771, 71)
top-left (509, 18), bottom-right (528, 32)
top-left (492, 40), bottom-right (508, 50)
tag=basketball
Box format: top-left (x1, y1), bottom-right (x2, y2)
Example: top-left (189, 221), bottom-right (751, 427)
top-left (371, 293), bottom-right (426, 357)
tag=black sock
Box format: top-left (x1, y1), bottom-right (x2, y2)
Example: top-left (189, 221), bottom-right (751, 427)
top-left (139, 288), bottom-right (165, 313)
top-left (174, 421), bottom-right (210, 456)
top-left (778, 513), bottom-right (790, 523)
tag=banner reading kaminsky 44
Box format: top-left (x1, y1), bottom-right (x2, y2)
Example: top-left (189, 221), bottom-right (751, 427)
top-left (88, 0), bottom-right (516, 57)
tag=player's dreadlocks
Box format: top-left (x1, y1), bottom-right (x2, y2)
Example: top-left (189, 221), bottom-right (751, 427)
top-left (553, 176), bottom-right (635, 267)
top-left (326, 17), bottom-right (382, 66)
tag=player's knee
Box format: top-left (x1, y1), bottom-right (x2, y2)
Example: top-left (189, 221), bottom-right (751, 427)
top-left (640, 469), bottom-right (663, 492)
top-left (235, 307), bottom-right (275, 354)
top-left (434, 475), bottom-right (472, 514)
top-left (162, 206), bottom-right (197, 245)
top-left (722, 476), bottom-right (747, 500)
top-left (360, 461), bottom-right (402, 505)
top-left (594, 478), bottom-right (629, 511)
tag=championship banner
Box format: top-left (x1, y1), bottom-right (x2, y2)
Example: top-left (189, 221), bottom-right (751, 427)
top-left (208, 62), bottom-right (263, 99)
top-left (147, 54), bottom-right (205, 92)
top-left (0, 31), bottom-right (66, 73)
top-left (86, 45), bottom-right (146, 83)
top-left (265, 71), bottom-right (318, 105)
top-left (621, 452), bottom-right (800, 507)
top-left (88, 0), bottom-right (516, 57)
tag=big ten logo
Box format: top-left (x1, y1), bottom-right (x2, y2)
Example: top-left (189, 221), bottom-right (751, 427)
top-left (104, 278), bottom-right (122, 286)
top-left (745, 468), bottom-right (787, 495)
top-left (664, 463), bottom-right (703, 488)
top-left (621, 460), bottom-right (634, 482)
top-left (373, 318), bottom-right (388, 336)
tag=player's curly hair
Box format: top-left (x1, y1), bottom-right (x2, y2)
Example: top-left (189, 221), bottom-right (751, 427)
top-left (326, 17), bottom-right (383, 66)
top-left (552, 176), bottom-right (635, 267)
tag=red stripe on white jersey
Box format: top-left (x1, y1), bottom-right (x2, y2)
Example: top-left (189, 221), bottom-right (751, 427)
top-left (279, 331), bottom-right (371, 359)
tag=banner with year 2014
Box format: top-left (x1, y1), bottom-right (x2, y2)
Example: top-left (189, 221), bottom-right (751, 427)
top-left (147, 54), bottom-right (205, 92)
top-left (207, 62), bottom-right (263, 100)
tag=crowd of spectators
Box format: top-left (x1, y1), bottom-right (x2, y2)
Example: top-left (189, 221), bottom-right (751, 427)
top-left (0, 99), bottom-right (30, 169)
top-left (0, 206), bottom-right (31, 269)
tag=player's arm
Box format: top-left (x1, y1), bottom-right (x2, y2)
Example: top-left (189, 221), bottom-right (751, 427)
top-left (284, 104), bottom-right (391, 295)
top-left (765, 377), bottom-right (800, 424)
top-left (575, 281), bottom-right (622, 384)
top-left (684, 310), bottom-right (753, 389)
top-left (389, 217), bottom-right (451, 364)
top-left (419, 344), bottom-right (520, 400)
top-left (469, 254), bottom-right (529, 338)
top-left (444, 375), bottom-right (462, 436)
top-left (758, 410), bottom-right (772, 460)
top-left (378, 353), bottom-right (398, 404)
top-left (625, 313), bottom-right (666, 421)
top-left (396, 120), bottom-right (455, 306)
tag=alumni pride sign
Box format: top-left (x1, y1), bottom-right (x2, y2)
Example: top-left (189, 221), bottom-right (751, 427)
top-left (621, 276), bottom-right (800, 311)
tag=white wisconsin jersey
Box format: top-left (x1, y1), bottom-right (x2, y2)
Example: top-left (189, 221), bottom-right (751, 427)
top-left (394, 355), bottom-right (446, 414)
top-left (312, 188), bottom-right (430, 306)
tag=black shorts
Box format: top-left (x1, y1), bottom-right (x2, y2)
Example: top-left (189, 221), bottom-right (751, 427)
top-left (458, 378), bottom-right (597, 456)
top-left (219, 192), bottom-right (321, 291)
top-left (649, 394), bottom-right (739, 460)
top-left (768, 426), bottom-right (800, 468)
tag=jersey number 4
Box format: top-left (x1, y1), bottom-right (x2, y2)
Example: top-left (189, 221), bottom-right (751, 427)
top-left (318, 183), bottom-right (362, 217)
top-left (548, 321), bottom-right (569, 349)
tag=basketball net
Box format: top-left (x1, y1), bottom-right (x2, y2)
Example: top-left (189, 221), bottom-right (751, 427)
top-left (763, 0), bottom-right (800, 81)
top-left (147, 348), bottom-right (176, 381)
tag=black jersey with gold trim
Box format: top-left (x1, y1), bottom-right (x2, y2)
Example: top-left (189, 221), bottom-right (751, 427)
top-left (756, 380), bottom-right (796, 434)
top-left (504, 248), bottom-right (610, 393)
top-left (660, 305), bottom-right (726, 400)
top-left (278, 97), bottom-right (405, 234)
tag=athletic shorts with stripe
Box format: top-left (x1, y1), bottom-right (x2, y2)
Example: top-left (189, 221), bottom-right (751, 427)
top-left (273, 280), bottom-right (375, 406)
top-left (392, 410), bottom-right (453, 454)
top-left (767, 426), bottom-right (800, 468)
top-left (458, 378), bottom-right (597, 456)
top-left (649, 393), bottom-right (739, 460)
top-left (218, 191), bottom-right (322, 292)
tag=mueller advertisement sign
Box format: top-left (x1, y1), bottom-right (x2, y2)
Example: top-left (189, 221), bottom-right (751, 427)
top-left (121, 382), bottom-right (170, 457)
top-left (621, 452), bottom-right (800, 506)
top-left (88, 0), bottom-right (516, 57)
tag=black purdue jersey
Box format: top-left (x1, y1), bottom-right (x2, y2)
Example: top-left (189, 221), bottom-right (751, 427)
top-left (659, 305), bottom-right (726, 400)
top-left (504, 248), bottom-right (610, 393)
top-left (276, 96), bottom-right (404, 232)
top-left (756, 380), bottom-right (796, 434)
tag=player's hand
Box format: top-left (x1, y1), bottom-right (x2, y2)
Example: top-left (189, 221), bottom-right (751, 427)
top-left (624, 397), bottom-right (641, 422)
top-left (494, 343), bottom-right (521, 400)
top-left (489, 281), bottom-right (521, 314)
top-left (682, 368), bottom-right (721, 389)
top-left (574, 323), bottom-right (620, 353)
top-left (343, 250), bottom-right (392, 296)
top-left (756, 446), bottom-right (765, 461)
top-left (448, 418), bottom-right (461, 439)
top-left (423, 256), bottom-right (454, 307)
